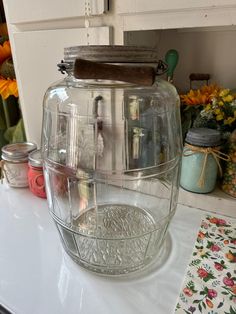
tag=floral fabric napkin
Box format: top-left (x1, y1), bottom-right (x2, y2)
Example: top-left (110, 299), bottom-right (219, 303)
top-left (175, 215), bottom-right (236, 314)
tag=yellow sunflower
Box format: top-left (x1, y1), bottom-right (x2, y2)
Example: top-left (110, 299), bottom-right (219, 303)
top-left (180, 89), bottom-right (209, 106)
top-left (0, 76), bottom-right (18, 99)
top-left (180, 84), bottom-right (221, 106)
top-left (0, 40), bottom-right (11, 65)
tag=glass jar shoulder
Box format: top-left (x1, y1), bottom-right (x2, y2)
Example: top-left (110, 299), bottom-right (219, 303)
top-left (44, 75), bottom-right (179, 111)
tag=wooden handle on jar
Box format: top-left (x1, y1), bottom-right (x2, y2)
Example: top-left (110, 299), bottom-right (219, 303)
top-left (73, 58), bottom-right (156, 86)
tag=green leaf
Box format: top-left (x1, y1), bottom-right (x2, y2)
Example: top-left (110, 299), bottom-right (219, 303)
top-left (4, 118), bottom-right (26, 143)
top-left (206, 241), bottom-right (213, 248)
top-left (198, 303), bottom-right (202, 313)
top-left (217, 302), bottom-right (224, 309)
top-left (202, 301), bottom-right (206, 309)
top-left (4, 125), bottom-right (16, 142)
top-left (176, 303), bottom-right (181, 310)
top-left (187, 280), bottom-right (194, 288)
top-left (203, 273), bottom-right (216, 282)
top-left (224, 306), bottom-right (236, 314)
top-left (190, 259), bottom-right (201, 266)
top-left (195, 245), bottom-right (203, 249)
top-left (12, 118), bottom-right (26, 142)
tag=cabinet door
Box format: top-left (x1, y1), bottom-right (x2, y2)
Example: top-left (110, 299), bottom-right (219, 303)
top-left (11, 27), bottom-right (111, 145)
top-left (3, 0), bottom-right (108, 24)
top-left (118, 0), bottom-right (236, 14)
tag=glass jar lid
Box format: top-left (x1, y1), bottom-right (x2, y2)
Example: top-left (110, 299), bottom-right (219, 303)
top-left (59, 45), bottom-right (168, 80)
top-left (1, 142), bottom-right (37, 162)
top-left (185, 128), bottom-right (221, 147)
top-left (28, 149), bottom-right (43, 167)
top-left (64, 45), bottom-right (160, 64)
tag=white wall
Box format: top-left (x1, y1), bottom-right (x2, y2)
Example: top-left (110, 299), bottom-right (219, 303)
top-left (125, 26), bottom-right (236, 93)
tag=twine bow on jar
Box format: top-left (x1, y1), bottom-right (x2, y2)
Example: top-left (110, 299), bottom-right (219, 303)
top-left (183, 144), bottom-right (230, 188)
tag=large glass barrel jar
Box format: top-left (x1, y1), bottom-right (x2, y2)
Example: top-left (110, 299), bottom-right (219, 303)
top-left (42, 46), bottom-right (182, 275)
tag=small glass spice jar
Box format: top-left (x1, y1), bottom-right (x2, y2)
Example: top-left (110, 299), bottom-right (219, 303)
top-left (28, 149), bottom-right (46, 198)
top-left (221, 130), bottom-right (236, 197)
top-left (180, 128), bottom-right (224, 193)
top-left (1, 142), bottom-right (37, 187)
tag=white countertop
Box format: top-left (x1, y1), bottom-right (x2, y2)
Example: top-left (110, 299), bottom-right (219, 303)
top-left (0, 184), bottom-right (235, 314)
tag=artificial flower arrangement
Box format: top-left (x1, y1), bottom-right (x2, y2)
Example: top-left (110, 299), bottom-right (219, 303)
top-left (0, 26), bottom-right (25, 148)
top-left (180, 84), bottom-right (236, 197)
top-left (180, 84), bottom-right (236, 141)
top-left (180, 84), bottom-right (236, 138)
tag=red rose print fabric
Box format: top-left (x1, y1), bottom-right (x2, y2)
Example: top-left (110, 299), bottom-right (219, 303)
top-left (175, 215), bottom-right (236, 314)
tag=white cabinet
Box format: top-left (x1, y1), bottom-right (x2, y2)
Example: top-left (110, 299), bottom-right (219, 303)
top-left (117, 0), bottom-right (236, 31)
top-left (3, 0), bottom-right (236, 144)
top-left (117, 0), bottom-right (236, 14)
top-left (3, 0), bottom-right (111, 146)
top-left (4, 0), bottom-right (108, 24)
top-left (11, 27), bottom-right (111, 146)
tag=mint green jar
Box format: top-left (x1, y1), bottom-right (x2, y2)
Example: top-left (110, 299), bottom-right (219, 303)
top-left (180, 128), bottom-right (221, 193)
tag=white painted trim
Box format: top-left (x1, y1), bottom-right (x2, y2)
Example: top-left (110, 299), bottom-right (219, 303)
top-left (121, 7), bottom-right (236, 31)
top-left (117, 1), bottom-right (236, 15)
top-left (177, 25), bottom-right (236, 32)
top-left (3, 0), bottom-right (109, 24)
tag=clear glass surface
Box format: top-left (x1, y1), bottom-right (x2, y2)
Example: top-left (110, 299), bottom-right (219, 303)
top-left (42, 75), bottom-right (182, 275)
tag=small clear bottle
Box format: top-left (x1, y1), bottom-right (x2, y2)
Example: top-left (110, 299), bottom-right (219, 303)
top-left (28, 149), bottom-right (46, 198)
top-left (180, 128), bottom-right (221, 193)
top-left (1, 142), bottom-right (37, 187)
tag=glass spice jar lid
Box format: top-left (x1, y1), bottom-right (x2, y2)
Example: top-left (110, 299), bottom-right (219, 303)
top-left (1, 142), bottom-right (37, 162)
top-left (28, 149), bottom-right (43, 167)
top-left (185, 128), bottom-right (221, 147)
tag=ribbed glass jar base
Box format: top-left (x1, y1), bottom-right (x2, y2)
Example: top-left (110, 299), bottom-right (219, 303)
top-left (54, 204), bottom-right (169, 275)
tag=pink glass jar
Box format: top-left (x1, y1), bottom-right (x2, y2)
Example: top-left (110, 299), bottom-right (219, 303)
top-left (28, 149), bottom-right (46, 198)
